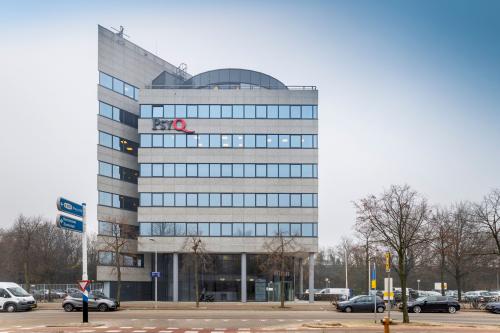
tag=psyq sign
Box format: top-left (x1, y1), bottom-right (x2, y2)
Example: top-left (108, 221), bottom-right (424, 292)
top-left (152, 118), bottom-right (195, 133)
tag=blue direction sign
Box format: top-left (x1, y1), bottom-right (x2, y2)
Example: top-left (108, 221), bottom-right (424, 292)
top-left (57, 214), bottom-right (84, 233)
top-left (151, 272), bottom-right (161, 278)
top-left (57, 197), bottom-right (84, 218)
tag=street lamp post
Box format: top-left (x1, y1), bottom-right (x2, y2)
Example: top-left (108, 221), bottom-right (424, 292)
top-left (149, 238), bottom-right (158, 309)
top-left (417, 279), bottom-right (421, 294)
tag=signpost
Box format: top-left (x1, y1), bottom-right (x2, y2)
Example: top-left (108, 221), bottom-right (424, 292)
top-left (57, 197), bottom-right (88, 323)
top-left (371, 261), bottom-right (377, 323)
top-left (384, 252), bottom-right (393, 322)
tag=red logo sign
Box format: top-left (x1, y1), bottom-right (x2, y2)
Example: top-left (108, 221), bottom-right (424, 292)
top-left (152, 118), bottom-right (195, 133)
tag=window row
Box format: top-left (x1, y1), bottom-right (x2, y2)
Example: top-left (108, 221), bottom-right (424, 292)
top-left (99, 131), bottom-right (139, 156)
top-left (140, 222), bottom-right (318, 237)
top-left (140, 133), bottom-right (318, 149)
top-left (140, 104), bottom-right (318, 119)
top-left (99, 101), bottom-right (138, 128)
top-left (98, 191), bottom-right (139, 212)
top-left (140, 163), bottom-right (318, 178)
top-left (140, 192), bottom-right (318, 208)
top-left (98, 251), bottom-right (144, 267)
top-left (98, 221), bottom-right (139, 239)
top-left (99, 72), bottom-right (139, 100)
top-left (99, 161), bottom-right (139, 184)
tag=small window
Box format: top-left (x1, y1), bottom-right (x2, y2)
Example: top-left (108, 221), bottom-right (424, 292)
top-left (124, 84), bottom-right (135, 98)
top-left (198, 223), bottom-right (209, 236)
top-left (221, 223), bottom-right (232, 236)
top-left (153, 106), bottom-right (164, 118)
top-left (245, 223), bottom-right (255, 236)
top-left (256, 105), bottom-right (266, 118)
top-left (302, 105), bottom-right (313, 119)
top-left (187, 164), bottom-right (198, 177)
top-left (233, 223), bottom-right (244, 236)
top-left (256, 223), bottom-right (267, 236)
top-left (175, 105), bottom-right (187, 118)
top-left (164, 105), bottom-right (174, 118)
top-left (140, 223), bottom-right (151, 236)
top-left (99, 102), bottom-right (113, 119)
top-left (221, 105), bottom-right (232, 118)
top-left (112, 78), bottom-right (124, 94)
top-left (140, 134), bottom-right (152, 148)
top-left (187, 105), bottom-right (198, 118)
top-left (209, 105), bottom-right (221, 118)
top-left (233, 105), bottom-right (244, 118)
top-left (175, 164), bottom-right (186, 177)
top-left (140, 193), bottom-right (151, 207)
top-left (140, 164), bottom-right (151, 177)
top-left (244, 105), bottom-right (256, 119)
top-left (210, 223), bottom-right (221, 236)
top-left (267, 105), bottom-right (278, 119)
top-left (175, 223), bottom-right (186, 236)
top-left (140, 105), bottom-right (152, 118)
top-left (99, 72), bottom-right (113, 89)
top-left (99, 161), bottom-right (112, 177)
top-left (278, 105), bottom-right (290, 119)
top-left (152, 164), bottom-right (163, 177)
top-left (198, 105), bottom-right (209, 118)
top-left (290, 106), bottom-right (301, 119)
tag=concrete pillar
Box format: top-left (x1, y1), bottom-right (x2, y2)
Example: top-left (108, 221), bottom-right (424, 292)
top-left (173, 253), bottom-right (179, 302)
top-left (241, 253), bottom-right (247, 303)
top-left (308, 253), bottom-right (315, 303)
top-left (299, 258), bottom-right (304, 295)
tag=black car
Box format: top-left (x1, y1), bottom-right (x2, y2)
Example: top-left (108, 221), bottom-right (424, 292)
top-left (485, 302), bottom-right (500, 314)
top-left (336, 295), bottom-right (385, 313)
top-left (404, 296), bottom-right (460, 314)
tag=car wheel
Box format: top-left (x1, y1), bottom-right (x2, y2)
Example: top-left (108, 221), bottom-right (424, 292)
top-left (448, 306), bottom-right (457, 314)
top-left (493, 308), bottom-right (500, 314)
top-left (98, 304), bottom-right (109, 312)
top-left (5, 304), bottom-right (17, 313)
top-left (413, 305), bottom-right (422, 314)
top-left (344, 306), bottom-right (352, 313)
top-left (377, 306), bottom-right (385, 313)
top-left (63, 303), bottom-right (74, 312)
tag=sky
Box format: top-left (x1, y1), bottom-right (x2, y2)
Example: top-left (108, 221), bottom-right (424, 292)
top-left (0, 0), bottom-right (499, 247)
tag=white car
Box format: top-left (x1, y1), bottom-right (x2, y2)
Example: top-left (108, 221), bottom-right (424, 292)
top-left (0, 282), bottom-right (37, 312)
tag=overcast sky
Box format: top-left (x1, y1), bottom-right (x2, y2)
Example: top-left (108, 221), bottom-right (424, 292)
top-left (1, 0), bottom-right (499, 247)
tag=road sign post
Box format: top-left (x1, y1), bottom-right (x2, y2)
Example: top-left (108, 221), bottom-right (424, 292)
top-left (371, 261), bottom-right (377, 323)
top-left (384, 252), bottom-right (392, 322)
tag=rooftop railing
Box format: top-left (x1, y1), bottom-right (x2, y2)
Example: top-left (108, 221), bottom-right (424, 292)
top-left (144, 84), bottom-right (317, 90)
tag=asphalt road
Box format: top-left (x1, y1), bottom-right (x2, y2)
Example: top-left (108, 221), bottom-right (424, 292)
top-left (0, 309), bottom-right (498, 333)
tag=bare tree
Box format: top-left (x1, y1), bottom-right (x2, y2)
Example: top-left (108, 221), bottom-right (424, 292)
top-left (354, 223), bottom-right (375, 294)
top-left (12, 215), bottom-right (42, 291)
top-left (474, 189), bottom-right (500, 256)
top-left (429, 208), bottom-right (452, 295)
top-left (183, 236), bottom-right (209, 308)
top-left (355, 184), bottom-right (430, 323)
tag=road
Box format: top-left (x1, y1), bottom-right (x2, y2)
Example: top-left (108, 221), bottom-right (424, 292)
top-left (0, 309), bottom-right (498, 333)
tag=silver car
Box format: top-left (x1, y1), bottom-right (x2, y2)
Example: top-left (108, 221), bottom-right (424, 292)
top-left (62, 291), bottom-right (118, 312)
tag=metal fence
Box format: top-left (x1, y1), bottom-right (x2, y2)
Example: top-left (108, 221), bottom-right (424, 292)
top-left (21, 283), bottom-right (104, 302)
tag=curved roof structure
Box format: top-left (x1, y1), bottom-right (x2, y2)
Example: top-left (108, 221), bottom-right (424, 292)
top-left (183, 68), bottom-right (287, 89)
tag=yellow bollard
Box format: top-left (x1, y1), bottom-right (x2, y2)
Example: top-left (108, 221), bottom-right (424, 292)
top-left (383, 317), bottom-right (390, 333)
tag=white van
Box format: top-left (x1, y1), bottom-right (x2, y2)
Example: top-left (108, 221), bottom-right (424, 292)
top-left (0, 283), bottom-right (37, 312)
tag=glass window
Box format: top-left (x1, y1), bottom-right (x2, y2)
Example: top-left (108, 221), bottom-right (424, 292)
top-left (302, 165), bottom-right (313, 178)
top-left (99, 72), bottom-right (113, 89)
top-left (175, 134), bottom-right (186, 148)
top-left (233, 194), bottom-right (244, 207)
top-left (175, 105), bottom-right (187, 118)
top-left (221, 223), bottom-right (232, 236)
top-left (209, 105), bottom-right (221, 118)
top-left (302, 194), bottom-right (313, 207)
top-left (290, 105), bottom-right (301, 119)
top-left (140, 164), bottom-right (151, 177)
top-left (256, 194), bottom-right (267, 207)
top-left (153, 106), bottom-right (164, 118)
top-left (113, 136), bottom-right (120, 150)
top-left (244, 105), bottom-right (256, 118)
top-left (233, 223), bottom-right (244, 236)
top-left (267, 164), bottom-right (278, 177)
top-left (290, 194), bottom-right (301, 207)
top-left (140, 193), bottom-right (151, 207)
top-left (112, 107), bottom-right (120, 121)
top-left (290, 135), bottom-right (301, 148)
top-left (256, 164), bottom-right (266, 177)
top-left (186, 223), bottom-right (197, 236)
top-left (313, 223), bottom-right (318, 236)
top-left (221, 164), bottom-right (232, 177)
top-left (152, 164), bottom-right (163, 177)
top-left (279, 164), bottom-right (290, 178)
top-left (198, 193), bottom-right (209, 207)
top-left (291, 223), bottom-right (301, 236)
top-left (313, 135), bottom-right (318, 148)
top-left (290, 164), bottom-right (301, 177)
top-left (313, 165), bottom-right (318, 178)
top-left (245, 223), bottom-right (255, 236)
top-left (268, 223), bottom-right (279, 236)
top-left (256, 135), bottom-right (267, 148)
top-left (175, 223), bottom-right (186, 236)
top-left (233, 164), bottom-right (244, 177)
top-left (164, 134), bottom-right (175, 147)
top-left (279, 193), bottom-right (290, 207)
top-left (99, 191), bottom-right (112, 206)
top-left (113, 78), bottom-right (124, 94)
top-left (187, 134), bottom-right (198, 147)
top-left (221, 135), bottom-right (232, 148)
top-left (210, 223), bottom-right (221, 236)
top-left (256, 105), bottom-right (266, 118)
top-left (267, 193), bottom-right (278, 207)
top-left (302, 223), bottom-right (313, 236)
top-left (198, 164), bottom-right (209, 177)
top-left (279, 135), bottom-right (290, 148)
top-left (244, 193), bottom-right (255, 207)
top-left (209, 134), bottom-right (221, 148)
top-left (221, 194), bottom-right (232, 206)
top-left (221, 105), bottom-right (232, 118)
top-left (152, 134), bottom-right (163, 147)
top-left (152, 223), bottom-right (163, 236)
top-left (267, 105), bottom-right (278, 119)
top-left (112, 194), bottom-right (120, 208)
top-left (175, 164), bottom-right (186, 177)
top-left (187, 193), bottom-right (197, 206)
top-left (198, 105), bottom-right (209, 118)
top-left (313, 105), bottom-right (318, 119)
top-left (99, 132), bottom-right (112, 148)
top-left (302, 135), bottom-right (313, 148)
top-left (164, 105), bottom-right (174, 118)
top-left (198, 223), bottom-right (209, 236)
top-left (244, 135), bottom-right (255, 148)
top-left (164, 164), bottom-right (174, 177)
top-left (175, 193), bottom-right (186, 206)
top-left (244, 164), bottom-right (255, 177)
top-left (140, 105), bottom-right (152, 118)
top-left (164, 193), bottom-right (175, 206)
top-left (234, 135), bottom-right (244, 148)
top-left (233, 105), bottom-right (243, 118)
top-left (209, 193), bottom-right (221, 207)
top-left (256, 223), bottom-right (267, 236)
top-left (279, 223), bottom-right (290, 236)
top-left (209, 164), bottom-right (221, 177)
top-left (267, 135), bottom-right (278, 148)
top-left (187, 164), bottom-right (197, 177)
top-left (140, 223), bottom-right (151, 236)
top-left (302, 105), bottom-right (313, 119)
top-left (198, 134), bottom-right (209, 148)
top-left (99, 161), bottom-right (112, 177)
top-left (99, 102), bottom-right (113, 118)
top-left (140, 134), bottom-right (152, 147)
top-left (164, 223), bottom-right (175, 236)
top-left (278, 105), bottom-right (290, 119)
top-left (112, 165), bottom-right (120, 179)
top-left (187, 105), bottom-right (197, 118)
top-left (313, 194), bottom-right (318, 207)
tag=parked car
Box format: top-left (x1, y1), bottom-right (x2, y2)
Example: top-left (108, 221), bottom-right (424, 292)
top-left (336, 295), bottom-right (385, 313)
top-left (0, 282), bottom-right (37, 312)
top-left (315, 288), bottom-right (350, 301)
top-left (403, 296), bottom-right (460, 313)
top-left (62, 292), bottom-right (118, 312)
top-left (485, 302), bottom-right (500, 314)
top-left (463, 291), bottom-right (495, 303)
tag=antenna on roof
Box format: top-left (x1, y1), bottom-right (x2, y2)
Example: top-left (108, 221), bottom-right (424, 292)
top-left (176, 63), bottom-right (188, 79)
top-left (111, 25), bottom-right (130, 39)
